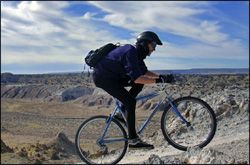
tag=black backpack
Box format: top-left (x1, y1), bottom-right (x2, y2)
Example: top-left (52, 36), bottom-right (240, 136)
top-left (85, 43), bottom-right (119, 68)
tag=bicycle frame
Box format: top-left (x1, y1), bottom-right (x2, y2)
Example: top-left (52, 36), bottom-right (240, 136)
top-left (100, 87), bottom-right (191, 145)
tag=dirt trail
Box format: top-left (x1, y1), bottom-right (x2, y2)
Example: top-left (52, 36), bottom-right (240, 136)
top-left (119, 132), bottom-right (249, 164)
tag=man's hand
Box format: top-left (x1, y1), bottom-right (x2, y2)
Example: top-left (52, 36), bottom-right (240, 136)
top-left (156, 74), bottom-right (175, 83)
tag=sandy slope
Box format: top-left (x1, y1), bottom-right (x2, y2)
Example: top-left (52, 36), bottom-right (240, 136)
top-left (1, 74), bottom-right (249, 164)
top-left (74, 112), bottom-right (249, 164)
top-left (118, 132), bottom-right (249, 164)
top-left (119, 113), bottom-right (249, 164)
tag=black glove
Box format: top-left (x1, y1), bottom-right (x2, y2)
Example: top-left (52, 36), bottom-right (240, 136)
top-left (156, 74), bottom-right (175, 83)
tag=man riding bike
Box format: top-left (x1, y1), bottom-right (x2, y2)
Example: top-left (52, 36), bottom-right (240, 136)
top-left (92, 31), bottom-right (174, 149)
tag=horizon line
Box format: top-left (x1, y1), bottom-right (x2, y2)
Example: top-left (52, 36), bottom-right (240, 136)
top-left (1, 67), bottom-right (249, 75)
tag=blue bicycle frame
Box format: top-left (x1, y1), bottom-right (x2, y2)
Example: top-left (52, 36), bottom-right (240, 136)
top-left (99, 90), bottom-right (190, 145)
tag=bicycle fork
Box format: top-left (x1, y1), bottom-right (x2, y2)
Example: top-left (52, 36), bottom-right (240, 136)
top-left (168, 97), bottom-right (191, 127)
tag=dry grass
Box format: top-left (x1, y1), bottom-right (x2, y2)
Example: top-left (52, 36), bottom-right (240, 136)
top-left (1, 99), bottom-right (163, 141)
top-left (1, 98), bottom-right (164, 164)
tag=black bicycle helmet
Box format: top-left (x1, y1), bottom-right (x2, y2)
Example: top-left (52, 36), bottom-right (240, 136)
top-left (136, 31), bottom-right (163, 45)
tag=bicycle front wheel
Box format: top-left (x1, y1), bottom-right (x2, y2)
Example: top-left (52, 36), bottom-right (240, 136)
top-left (75, 115), bottom-right (128, 164)
top-left (161, 96), bottom-right (216, 151)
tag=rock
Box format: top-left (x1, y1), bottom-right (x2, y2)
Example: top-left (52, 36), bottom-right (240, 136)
top-left (51, 151), bottom-right (61, 160)
top-left (1, 72), bottom-right (18, 83)
top-left (61, 86), bottom-right (94, 101)
top-left (88, 101), bottom-right (96, 106)
top-left (1, 139), bottom-right (14, 153)
top-left (143, 147), bottom-right (236, 164)
top-left (144, 154), bottom-right (164, 164)
top-left (183, 147), bottom-right (235, 164)
top-left (1, 85), bottom-right (94, 102)
top-left (143, 102), bottom-right (151, 110)
top-left (242, 103), bottom-right (249, 113)
top-left (215, 103), bottom-right (231, 117)
top-left (17, 147), bottom-right (28, 157)
top-left (143, 154), bottom-right (183, 164)
top-left (239, 100), bottom-right (249, 114)
top-left (47, 131), bottom-right (76, 155)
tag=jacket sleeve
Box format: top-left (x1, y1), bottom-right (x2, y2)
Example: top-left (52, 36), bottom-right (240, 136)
top-left (139, 60), bottom-right (148, 75)
top-left (123, 47), bottom-right (143, 81)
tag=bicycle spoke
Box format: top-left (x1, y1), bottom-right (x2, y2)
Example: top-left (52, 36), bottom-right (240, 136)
top-left (161, 97), bottom-right (216, 151)
top-left (75, 116), bottom-right (128, 164)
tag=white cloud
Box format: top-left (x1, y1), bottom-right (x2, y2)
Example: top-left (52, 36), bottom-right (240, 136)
top-left (2, 51), bottom-right (79, 64)
top-left (83, 12), bottom-right (97, 20)
top-left (142, 38), bottom-right (248, 70)
top-left (1, 1), bottom-right (248, 72)
top-left (154, 39), bottom-right (247, 60)
top-left (87, 1), bottom-right (231, 45)
top-left (86, 1), bottom-right (248, 68)
top-left (1, 1), bottom-right (128, 66)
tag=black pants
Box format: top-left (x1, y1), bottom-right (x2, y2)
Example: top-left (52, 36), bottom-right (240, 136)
top-left (93, 73), bottom-right (144, 139)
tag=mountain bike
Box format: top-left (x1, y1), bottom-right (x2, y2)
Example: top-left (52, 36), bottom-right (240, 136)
top-left (75, 81), bottom-right (217, 164)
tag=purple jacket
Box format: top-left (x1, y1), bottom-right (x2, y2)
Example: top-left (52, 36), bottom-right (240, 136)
top-left (94, 44), bottom-right (148, 81)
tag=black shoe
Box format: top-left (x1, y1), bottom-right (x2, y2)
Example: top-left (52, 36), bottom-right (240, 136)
top-left (128, 138), bottom-right (154, 150)
top-left (113, 114), bottom-right (127, 126)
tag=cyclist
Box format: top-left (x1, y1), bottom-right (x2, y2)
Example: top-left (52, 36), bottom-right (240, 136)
top-left (92, 31), bottom-right (174, 149)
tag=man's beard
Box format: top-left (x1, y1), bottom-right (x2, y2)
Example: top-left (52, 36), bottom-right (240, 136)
top-left (136, 43), bottom-right (149, 60)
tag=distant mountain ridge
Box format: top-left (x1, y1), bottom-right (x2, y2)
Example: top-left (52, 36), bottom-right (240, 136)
top-left (1, 68), bottom-right (249, 76)
top-left (153, 68), bottom-right (249, 75)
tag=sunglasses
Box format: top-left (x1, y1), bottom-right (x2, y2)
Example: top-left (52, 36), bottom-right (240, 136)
top-left (150, 42), bottom-right (157, 50)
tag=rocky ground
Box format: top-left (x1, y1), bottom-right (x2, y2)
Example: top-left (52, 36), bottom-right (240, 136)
top-left (1, 73), bottom-right (249, 164)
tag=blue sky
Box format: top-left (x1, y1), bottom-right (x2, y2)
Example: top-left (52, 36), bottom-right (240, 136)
top-left (1, 1), bottom-right (249, 74)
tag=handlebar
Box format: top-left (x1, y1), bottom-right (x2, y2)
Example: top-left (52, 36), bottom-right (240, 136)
top-left (155, 74), bottom-right (183, 92)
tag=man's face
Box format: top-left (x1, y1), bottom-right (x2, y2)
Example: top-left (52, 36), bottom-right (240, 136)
top-left (147, 41), bottom-right (157, 56)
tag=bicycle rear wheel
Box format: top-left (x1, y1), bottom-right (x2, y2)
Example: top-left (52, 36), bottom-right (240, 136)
top-left (75, 115), bottom-right (128, 164)
top-left (161, 96), bottom-right (216, 151)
